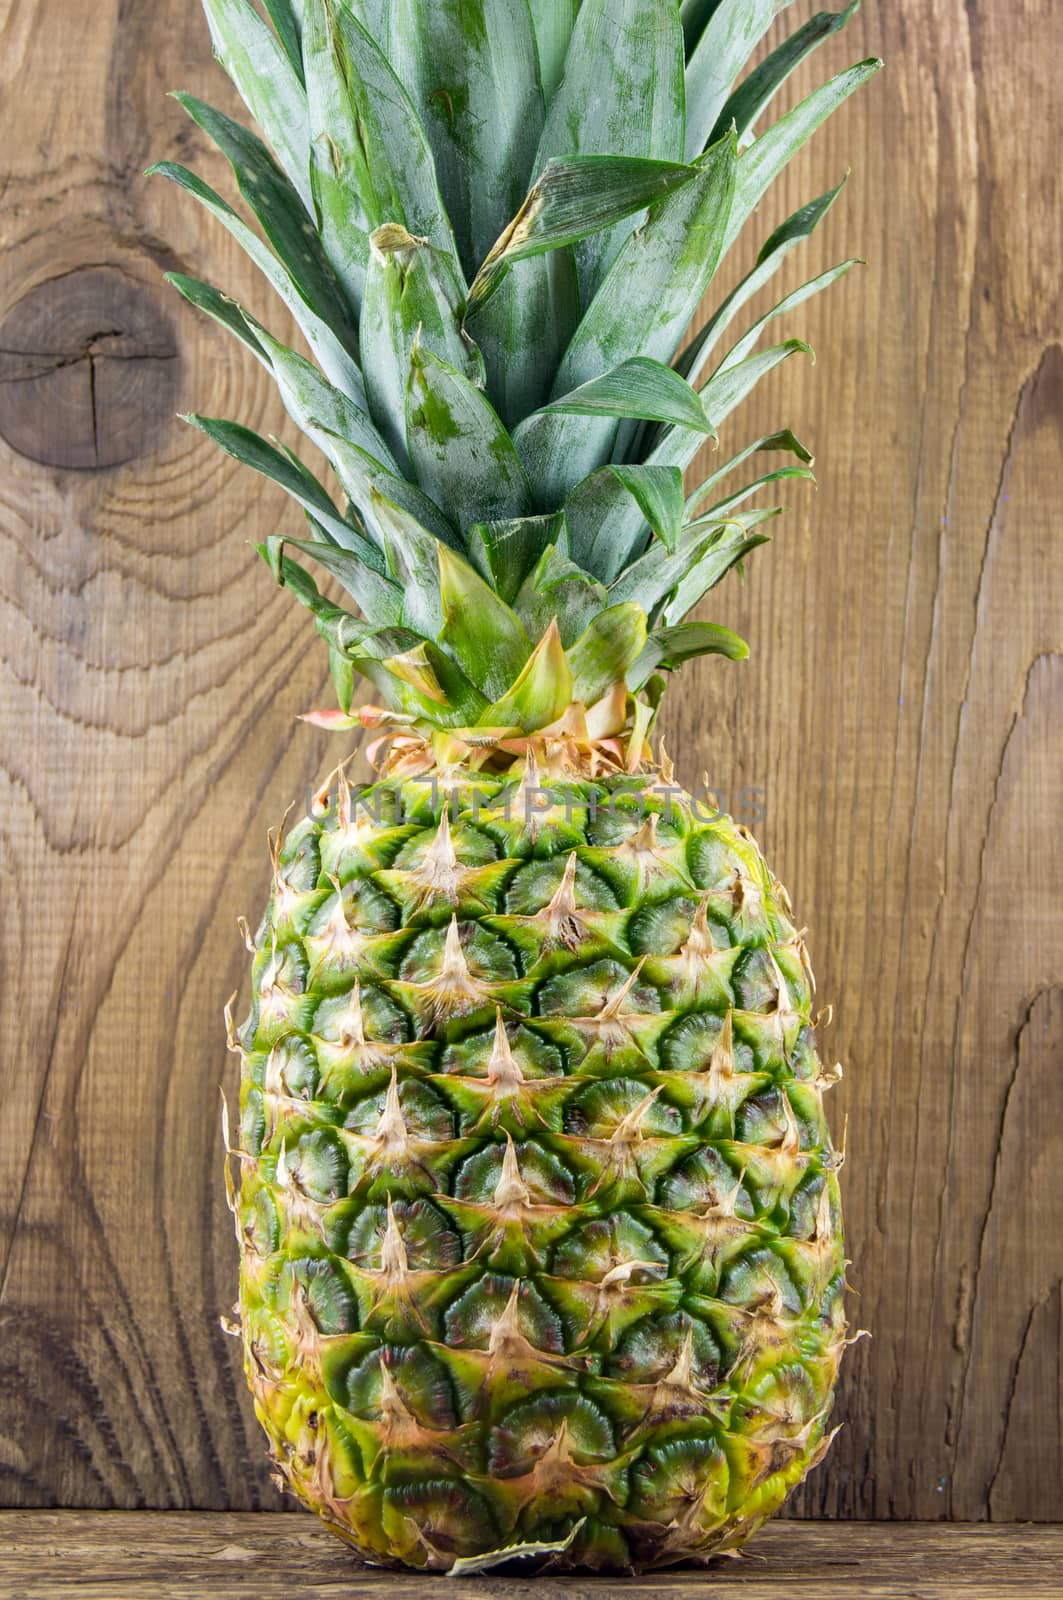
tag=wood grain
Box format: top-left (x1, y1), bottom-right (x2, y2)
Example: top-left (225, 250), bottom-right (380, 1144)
top-left (1, 1515), bottom-right (1062, 1599)
top-left (0, 0), bottom-right (1061, 1523)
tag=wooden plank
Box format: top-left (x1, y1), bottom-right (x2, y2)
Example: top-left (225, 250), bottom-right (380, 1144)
top-left (1, 1514), bottom-right (1062, 1599)
top-left (0, 0), bottom-right (1061, 1528)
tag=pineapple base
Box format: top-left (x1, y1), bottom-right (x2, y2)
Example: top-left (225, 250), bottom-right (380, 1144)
top-left (229, 766), bottom-right (848, 1574)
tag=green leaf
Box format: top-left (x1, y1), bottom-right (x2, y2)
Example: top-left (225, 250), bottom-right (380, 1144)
top-left (186, 415), bottom-right (413, 622)
top-left (216, 305), bottom-right (455, 558)
top-left (174, 94), bottom-right (360, 362)
top-left (258, 524), bottom-right (403, 622)
top-left (406, 341), bottom-right (532, 533)
top-left (184, 412), bottom-right (371, 559)
top-left (701, 339), bottom-right (813, 431)
top-left (609, 466), bottom-right (686, 554)
top-left (361, 224), bottom-right (485, 474)
top-left (527, 0), bottom-right (579, 99)
top-left (689, 464), bottom-right (814, 523)
top-left (677, 179), bottom-right (846, 385)
top-left (680, 0), bottom-right (726, 53)
top-left (664, 517), bottom-right (778, 622)
top-left (347, 0), bottom-right (390, 46)
top-left (685, 0), bottom-right (777, 160)
top-left (261, 548), bottom-right (385, 716)
top-left (148, 160), bottom-right (364, 404)
top-left (166, 273), bottom-right (267, 361)
top-left (471, 254), bottom-right (582, 432)
top-left (561, 468), bottom-right (650, 582)
top-left (364, 486), bottom-right (448, 637)
top-left (538, 129), bottom-right (737, 503)
top-left (260, 538), bottom-right (349, 622)
top-left (561, 461), bottom-right (696, 581)
top-left (366, 640), bottom-right (489, 726)
top-left (466, 513), bottom-right (565, 606)
top-left (567, 603), bottom-right (649, 707)
top-left (233, 314), bottom-right (456, 556)
top-left (715, 260), bottom-right (858, 377)
top-left (530, 358), bottom-right (714, 430)
top-left (685, 428), bottom-right (813, 516)
top-left (587, 353), bottom-right (811, 576)
top-left (199, 0), bottom-right (312, 210)
top-left (514, 544), bottom-right (609, 647)
top-left (261, 0), bottom-right (305, 81)
top-left (437, 543), bottom-right (532, 700)
top-left (481, 620), bottom-right (573, 732)
top-left (301, 0), bottom-right (459, 314)
top-left (516, 357), bottom-right (712, 502)
top-left (468, 156), bottom-right (699, 315)
top-left (608, 508), bottom-right (775, 618)
top-left (389, 0), bottom-right (545, 279)
top-left (629, 621), bottom-right (749, 689)
top-left (535, 0), bottom-right (686, 299)
top-left (314, 423), bottom-right (459, 552)
top-left (257, 541), bottom-right (423, 707)
top-left (243, 316), bottom-right (399, 482)
top-left (712, 2), bottom-right (861, 147)
top-left (721, 58), bottom-right (882, 259)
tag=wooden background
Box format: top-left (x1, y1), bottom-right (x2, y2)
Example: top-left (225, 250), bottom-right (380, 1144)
top-left (1, 0), bottom-right (1060, 1524)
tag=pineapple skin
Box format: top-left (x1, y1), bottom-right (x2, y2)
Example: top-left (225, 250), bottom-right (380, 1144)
top-left (232, 769), bottom-right (848, 1574)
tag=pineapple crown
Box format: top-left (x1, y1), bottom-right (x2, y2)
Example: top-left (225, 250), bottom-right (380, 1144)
top-left (151, 0), bottom-right (879, 769)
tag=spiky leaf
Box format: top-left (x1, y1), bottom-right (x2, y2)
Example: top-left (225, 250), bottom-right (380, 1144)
top-left (199, 0), bottom-right (312, 209)
top-left (629, 620), bottom-right (750, 688)
top-left (466, 513), bottom-right (565, 606)
top-left (535, 0), bottom-right (686, 299)
top-left (148, 160), bottom-right (364, 402)
top-left (686, 429), bottom-right (813, 518)
top-left (610, 466), bottom-right (686, 554)
top-left (567, 604), bottom-right (649, 707)
top-left (469, 156), bottom-right (699, 313)
top-left (389, 0), bottom-right (544, 279)
top-left (685, 0), bottom-right (777, 160)
top-left (678, 179), bottom-right (846, 385)
top-left (361, 225), bottom-right (484, 474)
top-left (302, 0), bottom-right (459, 312)
top-left (721, 58), bottom-right (882, 258)
top-left (713, 2), bottom-right (861, 147)
top-left (526, 0), bottom-right (579, 99)
top-left (514, 545), bottom-right (609, 646)
top-left (482, 619), bottom-right (572, 731)
top-left (406, 342), bottom-right (532, 532)
top-left (437, 543), bottom-right (533, 700)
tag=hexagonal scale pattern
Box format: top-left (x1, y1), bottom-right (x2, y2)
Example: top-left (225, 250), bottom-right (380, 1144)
top-left (231, 772), bottom-right (849, 1573)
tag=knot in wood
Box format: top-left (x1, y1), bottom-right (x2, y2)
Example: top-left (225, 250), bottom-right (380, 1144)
top-left (0, 266), bottom-right (178, 470)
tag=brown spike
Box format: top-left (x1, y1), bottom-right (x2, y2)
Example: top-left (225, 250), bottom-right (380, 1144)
top-left (223, 994), bottom-right (244, 1057)
top-left (379, 1198), bottom-right (410, 1284)
top-left (680, 893), bottom-right (716, 963)
top-left (338, 977), bottom-right (367, 1050)
top-left (658, 738), bottom-right (676, 788)
top-left (608, 1085), bottom-right (662, 1146)
top-left (537, 852), bottom-right (585, 950)
top-left (486, 1009), bottom-right (525, 1090)
top-left (597, 957), bottom-right (649, 1022)
top-left (708, 1010), bottom-right (735, 1084)
top-left (372, 1069), bottom-right (410, 1163)
top-left (627, 811), bottom-right (660, 854)
top-left (494, 1133), bottom-right (532, 1211)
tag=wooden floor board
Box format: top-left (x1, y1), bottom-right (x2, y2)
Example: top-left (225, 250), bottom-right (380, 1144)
top-left (1, 1515), bottom-right (1062, 1599)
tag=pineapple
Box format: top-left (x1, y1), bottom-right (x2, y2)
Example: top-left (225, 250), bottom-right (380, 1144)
top-left (154, 0), bottom-right (879, 1574)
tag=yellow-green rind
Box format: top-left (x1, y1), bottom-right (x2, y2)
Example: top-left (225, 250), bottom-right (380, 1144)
top-left (230, 771), bottom-right (847, 1573)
